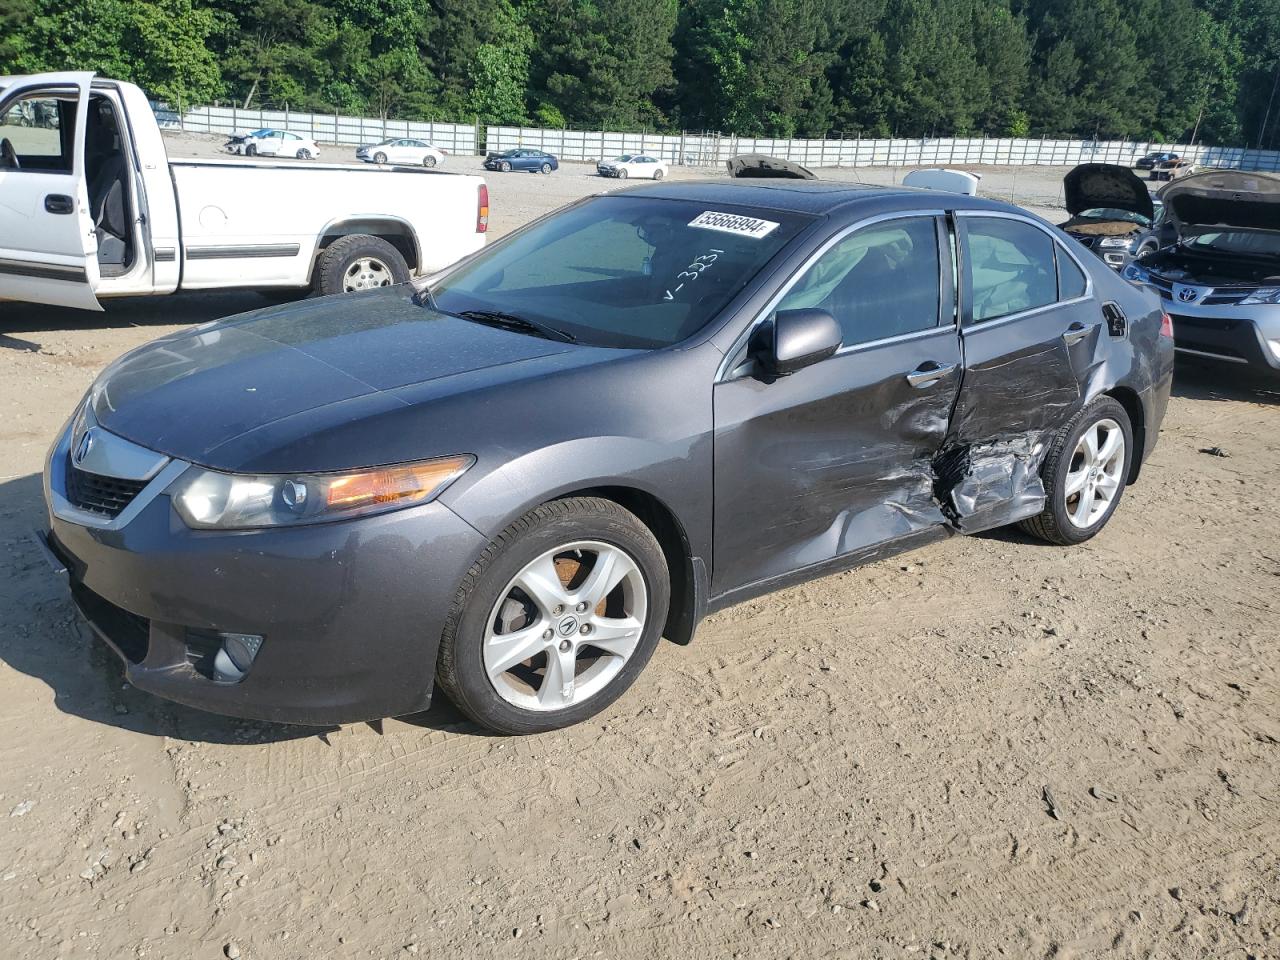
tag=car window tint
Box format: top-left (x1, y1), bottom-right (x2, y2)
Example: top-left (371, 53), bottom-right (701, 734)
top-left (0, 92), bottom-right (74, 172)
top-left (1057, 248), bottom-right (1088, 299)
top-left (436, 196), bottom-right (810, 349)
top-left (965, 218), bottom-right (1058, 323)
top-left (777, 217), bottom-right (941, 345)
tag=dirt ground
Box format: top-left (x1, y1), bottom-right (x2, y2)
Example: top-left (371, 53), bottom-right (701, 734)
top-left (1, 139), bottom-right (1278, 960)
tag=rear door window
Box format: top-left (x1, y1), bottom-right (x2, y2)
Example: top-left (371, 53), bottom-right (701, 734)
top-left (965, 218), bottom-right (1059, 323)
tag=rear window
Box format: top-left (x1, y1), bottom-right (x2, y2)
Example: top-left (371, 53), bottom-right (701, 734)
top-left (433, 196), bottom-right (812, 348)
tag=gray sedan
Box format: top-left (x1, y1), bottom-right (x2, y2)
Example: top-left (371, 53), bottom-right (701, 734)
top-left (38, 180), bottom-right (1174, 734)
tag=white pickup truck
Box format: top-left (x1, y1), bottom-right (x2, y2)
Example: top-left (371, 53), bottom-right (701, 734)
top-left (0, 72), bottom-right (488, 311)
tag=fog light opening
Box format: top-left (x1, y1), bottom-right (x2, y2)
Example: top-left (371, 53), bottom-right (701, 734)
top-left (211, 633), bottom-right (264, 684)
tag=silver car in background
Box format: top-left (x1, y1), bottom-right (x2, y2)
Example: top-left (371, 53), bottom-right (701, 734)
top-left (1124, 170), bottom-right (1280, 377)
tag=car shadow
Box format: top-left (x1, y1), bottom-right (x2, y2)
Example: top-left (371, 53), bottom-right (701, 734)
top-left (1172, 358), bottom-right (1280, 406)
top-left (0, 471), bottom-right (488, 745)
top-left (0, 290), bottom-right (304, 341)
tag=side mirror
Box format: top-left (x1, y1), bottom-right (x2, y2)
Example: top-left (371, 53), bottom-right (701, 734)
top-left (752, 309), bottom-right (842, 379)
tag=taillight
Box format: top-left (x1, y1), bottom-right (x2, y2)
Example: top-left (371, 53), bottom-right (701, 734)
top-left (476, 184), bottom-right (489, 234)
top-left (1159, 312), bottom-right (1174, 338)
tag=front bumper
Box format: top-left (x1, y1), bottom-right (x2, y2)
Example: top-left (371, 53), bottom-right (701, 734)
top-left (41, 423), bottom-right (486, 725)
top-left (1159, 301), bottom-right (1280, 375)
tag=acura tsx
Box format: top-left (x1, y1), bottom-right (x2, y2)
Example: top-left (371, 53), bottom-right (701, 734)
top-left (37, 179), bottom-right (1174, 734)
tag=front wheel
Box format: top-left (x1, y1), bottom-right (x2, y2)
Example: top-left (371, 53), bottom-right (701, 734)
top-left (1019, 397), bottom-right (1133, 545)
top-left (617, 168), bottom-right (628, 180)
top-left (245, 143), bottom-right (257, 157)
top-left (436, 497), bottom-right (670, 735)
top-left (313, 234), bottom-right (410, 296)
top-left (500, 161), bottom-right (511, 172)
top-left (373, 151), bottom-right (387, 164)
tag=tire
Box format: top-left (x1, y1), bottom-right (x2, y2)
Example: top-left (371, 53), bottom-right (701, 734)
top-left (297, 148), bottom-right (311, 160)
top-left (1019, 396), bottom-right (1134, 546)
top-left (1136, 241), bottom-right (1158, 259)
top-left (423, 155), bottom-right (437, 168)
top-left (500, 161), bottom-right (511, 172)
top-left (313, 234), bottom-right (410, 297)
top-left (436, 497), bottom-right (671, 735)
top-left (617, 168), bottom-right (628, 180)
top-left (245, 143), bottom-right (257, 157)
top-left (653, 169), bottom-right (664, 180)
top-left (374, 151), bottom-right (387, 164)
top-left (540, 162), bottom-right (552, 174)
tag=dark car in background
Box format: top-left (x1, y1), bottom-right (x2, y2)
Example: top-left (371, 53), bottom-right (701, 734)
top-left (1124, 169), bottom-right (1280, 376)
top-left (484, 148), bottom-right (558, 174)
top-left (37, 177), bottom-right (1173, 735)
top-left (1136, 151), bottom-right (1178, 170)
top-left (1059, 164), bottom-right (1173, 269)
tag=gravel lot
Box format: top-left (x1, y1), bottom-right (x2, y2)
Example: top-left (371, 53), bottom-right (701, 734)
top-left (1, 133), bottom-right (1277, 960)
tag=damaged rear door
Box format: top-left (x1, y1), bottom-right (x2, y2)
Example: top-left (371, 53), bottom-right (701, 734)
top-left (940, 212), bottom-right (1091, 532)
top-left (713, 213), bottom-right (961, 596)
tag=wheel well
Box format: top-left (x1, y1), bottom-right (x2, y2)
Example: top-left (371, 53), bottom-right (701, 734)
top-left (1105, 386), bottom-right (1146, 483)
top-left (316, 220), bottom-right (419, 274)
top-left (557, 486), bottom-right (698, 646)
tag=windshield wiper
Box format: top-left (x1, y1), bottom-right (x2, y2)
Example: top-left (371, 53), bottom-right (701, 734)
top-left (411, 283), bottom-right (441, 312)
top-left (457, 309), bottom-right (577, 343)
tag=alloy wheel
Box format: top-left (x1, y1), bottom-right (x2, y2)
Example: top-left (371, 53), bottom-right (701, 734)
top-left (482, 541), bottom-right (648, 712)
top-left (1064, 417), bottom-right (1126, 528)
top-left (342, 256), bottom-right (392, 292)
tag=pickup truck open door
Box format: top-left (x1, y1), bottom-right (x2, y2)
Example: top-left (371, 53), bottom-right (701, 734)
top-left (0, 72), bottom-right (102, 310)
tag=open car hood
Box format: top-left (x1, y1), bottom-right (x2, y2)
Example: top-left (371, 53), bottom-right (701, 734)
top-left (1063, 163), bottom-right (1154, 220)
top-left (725, 154), bottom-right (816, 180)
top-left (1161, 170), bottom-right (1280, 237)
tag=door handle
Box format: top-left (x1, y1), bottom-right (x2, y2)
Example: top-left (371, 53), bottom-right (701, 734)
top-left (1062, 322), bottom-right (1093, 346)
top-left (905, 361), bottom-right (958, 388)
top-left (44, 194), bottom-right (75, 215)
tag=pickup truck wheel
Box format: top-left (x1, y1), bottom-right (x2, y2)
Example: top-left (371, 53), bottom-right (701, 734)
top-left (315, 235), bottom-right (410, 296)
top-left (423, 155), bottom-right (437, 168)
top-left (500, 161), bottom-right (511, 172)
top-left (374, 151), bottom-right (387, 164)
top-left (245, 143), bottom-right (257, 157)
top-left (1019, 397), bottom-right (1133, 546)
top-left (436, 497), bottom-right (670, 735)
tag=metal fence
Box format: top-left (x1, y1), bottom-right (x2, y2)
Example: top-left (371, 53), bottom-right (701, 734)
top-left (152, 102), bottom-right (1280, 173)
top-left (485, 126), bottom-right (1280, 173)
top-left (154, 104), bottom-right (478, 156)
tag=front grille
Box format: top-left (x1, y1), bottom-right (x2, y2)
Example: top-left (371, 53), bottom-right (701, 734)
top-left (65, 458), bottom-right (149, 518)
top-left (71, 582), bottom-right (150, 664)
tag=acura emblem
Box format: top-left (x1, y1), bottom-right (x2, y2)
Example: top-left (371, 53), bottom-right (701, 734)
top-left (73, 428), bottom-right (95, 466)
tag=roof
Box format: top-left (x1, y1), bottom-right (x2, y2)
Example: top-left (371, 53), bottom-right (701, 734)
top-left (614, 178), bottom-right (1015, 217)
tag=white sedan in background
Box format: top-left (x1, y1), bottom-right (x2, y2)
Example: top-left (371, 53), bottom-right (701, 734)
top-left (357, 139), bottom-right (446, 167)
top-left (596, 154), bottom-right (669, 179)
top-left (226, 128), bottom-right (321, 159)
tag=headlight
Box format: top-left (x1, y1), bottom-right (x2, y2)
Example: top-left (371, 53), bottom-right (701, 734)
top-left (1099, 236), bottom-right (1133, 249)
top-left (1240, 287), bottom-right (1280, 305)
top-left (1121, 262), bottom-right (1149, 283)
top-left (168, 455), bottom-right (473, 529)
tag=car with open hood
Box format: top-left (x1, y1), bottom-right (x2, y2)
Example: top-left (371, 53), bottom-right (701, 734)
top-left (1059, 164), bottom-right (1170, 270)
top-left (1124, 170), bottom-right (1280, 376)
top-left (35, 177), bottom-right (1173, 734)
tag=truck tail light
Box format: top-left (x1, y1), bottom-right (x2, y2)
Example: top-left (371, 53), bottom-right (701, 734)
top-left (1159, 312), bottom-right (1174, 338)
top-left (477, 184), bottom-right (489, 234)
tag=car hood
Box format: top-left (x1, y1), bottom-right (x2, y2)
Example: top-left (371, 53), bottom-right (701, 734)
top-left (1063, 163), bottom-right (1154, 219)
top-left (88, 288), bottom-right (604, 471)
top-left (1160, 170), bottom-right (1280, 237)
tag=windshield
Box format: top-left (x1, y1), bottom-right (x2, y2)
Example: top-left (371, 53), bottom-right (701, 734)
top-left (1183, 231), bottom-right (1280, 257)
top-left (1080, 207), bottom-right (1151, 226)
top-left (432, 196), bottom-right (812, 348)
top-left (613, 155), bottom-right (633, 162)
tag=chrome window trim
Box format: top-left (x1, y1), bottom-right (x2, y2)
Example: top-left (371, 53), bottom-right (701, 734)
top-left (953, 208), bottom-right (1096, 328)
top-left (716, 208), bottom-right (948, 383)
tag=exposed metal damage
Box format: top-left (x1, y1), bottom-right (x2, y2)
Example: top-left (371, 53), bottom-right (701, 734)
top-left (932, 434), bottom-right (1051, 533)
